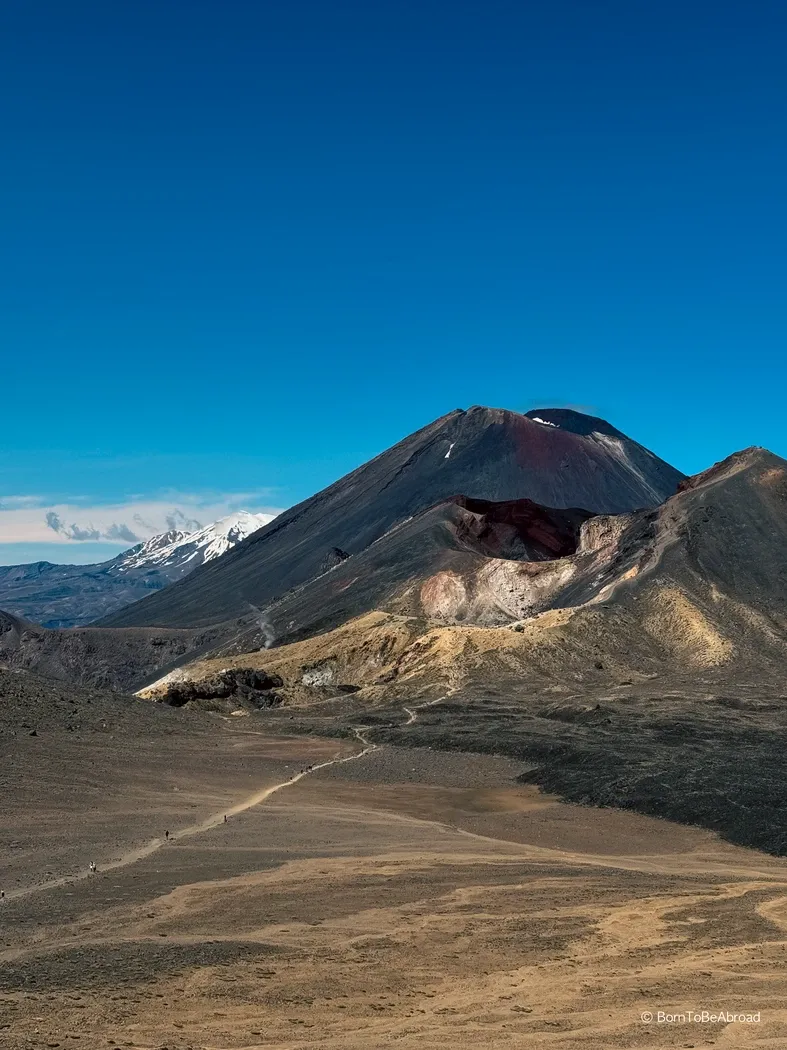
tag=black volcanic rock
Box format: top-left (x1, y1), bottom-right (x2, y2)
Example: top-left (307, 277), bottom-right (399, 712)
top-left (0, 664), bottom-right (196, 735)
top-left (103, 406), bottom-right (684, 629)
top-left (159, 667), bottom-right (284, 709)
top-left (320, 547), bottom-right (351, 573)
top-left (0, 609), bottom-right (224, 692)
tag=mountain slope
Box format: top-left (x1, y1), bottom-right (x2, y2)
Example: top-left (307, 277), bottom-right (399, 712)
top-left (211, 496), bottom-right (595, 650)
top-left (0, 511), bottom-right (271, 628)
top-left (104, 406), bottom-right (684, 629)
top-left (150, 446), bottom-right (787, 697)
top-left (142, 448), bottom-right (787, 856)
top-left (386, 445), bottom-right (787, 682)
top-left (0, 609), bottom-right (226, 692)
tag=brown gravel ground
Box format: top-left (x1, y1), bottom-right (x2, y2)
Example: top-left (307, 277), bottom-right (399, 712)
top-left (3, 698), bottom-right (787, 1049)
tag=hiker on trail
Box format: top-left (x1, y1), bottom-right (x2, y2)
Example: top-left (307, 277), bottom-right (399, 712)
top-left (224, 815), bottom-right (228, 823)
top-left (165, 830), bottom-right (169, 841)
top-left (89, 862), bottom-right (96, 874)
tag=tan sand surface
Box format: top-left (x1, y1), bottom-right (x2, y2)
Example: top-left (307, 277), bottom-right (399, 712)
top-left (3, 716), bottom-right (787, 1049)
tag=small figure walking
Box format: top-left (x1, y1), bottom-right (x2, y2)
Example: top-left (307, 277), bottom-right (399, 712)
top-left (89, 862), bottom-right (97, 874)
top-left (165, 830), bottom-right (169, 841)
top-left (224, 814), bottom-right (228, 823)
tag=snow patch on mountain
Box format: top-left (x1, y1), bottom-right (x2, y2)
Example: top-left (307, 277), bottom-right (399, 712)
top-left (114, 511), bottom-right (273, 574)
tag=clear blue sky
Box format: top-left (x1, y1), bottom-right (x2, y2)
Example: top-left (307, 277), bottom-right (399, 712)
top-left (2, 1), bottom-right (787, 562)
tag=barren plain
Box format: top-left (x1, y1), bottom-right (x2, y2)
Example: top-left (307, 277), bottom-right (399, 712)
top-left (3, 691), bottom-right (787, 1050)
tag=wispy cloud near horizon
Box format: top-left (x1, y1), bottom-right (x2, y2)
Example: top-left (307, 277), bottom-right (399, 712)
top-left (0, 491), bottom-right (285, 548)
top-left (0, 495), bottom-right (48, 510)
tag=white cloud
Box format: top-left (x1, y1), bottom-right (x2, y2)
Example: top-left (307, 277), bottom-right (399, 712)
top-left (0, 495), bottom-right (47, 510)
top-left (0, 493), bottom-right (285, 546)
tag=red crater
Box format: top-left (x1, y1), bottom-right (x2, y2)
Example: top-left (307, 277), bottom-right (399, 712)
top-left (446, 495), bottom-right (592, 560)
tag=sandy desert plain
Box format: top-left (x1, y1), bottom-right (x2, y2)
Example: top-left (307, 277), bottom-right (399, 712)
top-left (2, 677), bottom-right (787, 1050)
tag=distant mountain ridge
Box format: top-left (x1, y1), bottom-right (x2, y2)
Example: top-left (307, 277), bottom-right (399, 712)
top-left (0, 510), bottom-right (272, 628)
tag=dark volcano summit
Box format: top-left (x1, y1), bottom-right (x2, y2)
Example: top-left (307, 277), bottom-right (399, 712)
top-left (103, 406), bottom-right (683, 630)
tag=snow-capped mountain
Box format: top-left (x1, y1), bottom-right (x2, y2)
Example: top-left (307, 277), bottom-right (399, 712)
top-left (0, 510), bottom-right (275, 628)
top-left (114, 511), bottom-right (271, 574)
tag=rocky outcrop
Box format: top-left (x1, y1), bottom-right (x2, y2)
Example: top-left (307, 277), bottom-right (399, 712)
top-left (577, 513), bottom-right (638, 554)
top-left (159, 667), bottom-right (284, 709)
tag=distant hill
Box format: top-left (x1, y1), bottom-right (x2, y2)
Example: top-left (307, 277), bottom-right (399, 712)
top-left (0, 511), bottom-right (272, 628)
top-left (103, 406), bottom-right (684, 630)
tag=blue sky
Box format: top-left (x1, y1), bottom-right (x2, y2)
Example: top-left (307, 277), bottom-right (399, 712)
top-left (2, 1), bottom-right (787, 564)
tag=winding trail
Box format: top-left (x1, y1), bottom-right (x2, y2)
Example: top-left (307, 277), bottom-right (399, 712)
top-left (402, 694), bottom-right (445, 726)
top-left (7, 696), bottom-right (446, 902)
top-left (13, 691), bottom-right (785, 901)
